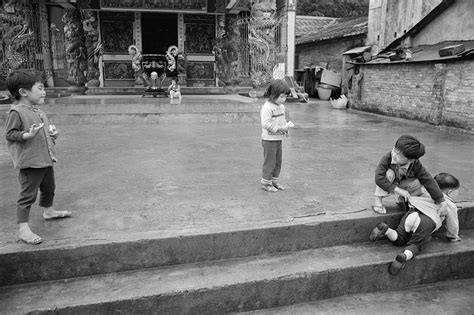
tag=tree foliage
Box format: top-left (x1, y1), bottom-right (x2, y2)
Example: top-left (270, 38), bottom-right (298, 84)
top-left (297, 0), bottom-right (369, 17)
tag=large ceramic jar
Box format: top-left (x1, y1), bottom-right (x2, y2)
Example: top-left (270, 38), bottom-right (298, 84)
top-left (317, 84), bottom-right (332, 100)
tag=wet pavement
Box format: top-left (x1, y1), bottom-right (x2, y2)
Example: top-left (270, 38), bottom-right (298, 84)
top-left (0, 95), bottom-right (473, 251)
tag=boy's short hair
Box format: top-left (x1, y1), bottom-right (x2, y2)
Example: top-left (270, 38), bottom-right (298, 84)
top-left (6, 70), bottom-right (42, 100)
top-left (266, 79), bottom-right (290, 102)
top-left (395, 134), bottom-right (425, 159)
top-left (434, 173), bottom-right (460, 190)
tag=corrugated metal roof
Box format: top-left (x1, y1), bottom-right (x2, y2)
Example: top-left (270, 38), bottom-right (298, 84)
top-left (296, 16), bottom-right (368, 45)
top-left (295, 15), bottom-right (339, 37)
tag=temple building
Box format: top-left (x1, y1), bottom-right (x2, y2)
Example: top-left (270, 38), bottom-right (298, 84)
top-left (0, 0), bottom-right (296, 92)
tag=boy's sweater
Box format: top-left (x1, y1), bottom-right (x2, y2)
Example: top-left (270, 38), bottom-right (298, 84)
top-left (261, 100), bottom-right (286, 141)
top-left (375, 151), bottom-right (444, 204)
top-left (5, 104), bottom-right (56, 169)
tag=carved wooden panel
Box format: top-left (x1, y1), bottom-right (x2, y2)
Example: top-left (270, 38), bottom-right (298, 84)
top-left (103, 61), bottom-right (135, 80)
top-left (184, 14), bottom-right (215, 54)
top-left (101, 21), bottom-right (134, 53)
top-left (186, 61), bottom-right (215, 80)
top-left (184, 24), bottom-right (215, 54)
top-left (100, 0), bottom-right (207, 11)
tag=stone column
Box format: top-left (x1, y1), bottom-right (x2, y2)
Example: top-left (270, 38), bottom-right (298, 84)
top-left (38, 0), bottom-right (55, 87)
top-left (62, 8), bottom-right (87, 94)
top-left (286, 0), bottom-right (296, 77)
top-left (177, 13), bottom-right (186, 85)
top-left (81, 10), bottom-right (102, 87)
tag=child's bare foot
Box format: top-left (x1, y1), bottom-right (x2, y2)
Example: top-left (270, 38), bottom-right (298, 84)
top-left (19, 223), bottom-right (42, 245)
top-left (42, 207), bottom-right (72, 220)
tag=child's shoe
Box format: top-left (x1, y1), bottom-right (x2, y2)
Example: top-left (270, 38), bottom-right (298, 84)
top-left (447, 236), bottom-right (462, 242)
top-left (272, 182), bottom-right (285, 190)
top-left (369, 222), bottom-right (389, 241)
top-left (262, 184), bottom-right (278, 192)
top-left (388, 253), bottom-right (407, 275)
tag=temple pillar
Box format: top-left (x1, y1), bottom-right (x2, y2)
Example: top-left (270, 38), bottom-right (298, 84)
top-left (81, 10), bottom-right (102, 87)
top-left (38, 0), bottom-right (55, 87)
top-left (177, 13), bottom-right (186, 85)
top-left (286, 0), bottom-right (296, 76)
top-left (62, 8), bottom-right (88, 93)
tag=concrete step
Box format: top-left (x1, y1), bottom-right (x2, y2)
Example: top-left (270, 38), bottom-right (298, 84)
top-left (1, 230), bottom-right (473, 314)
top-left (0, 96), bottom-right (265, 124)
top-left (244, 278), bottom-right (474, 314)
top-left (46, 86), bottom-right (251, 97)
top-left (86, 86), bottom-right (229, 95)
top-left (1, 204), bottom-right (472, 287)
top-left (46, 111), bottom-right (262, 124)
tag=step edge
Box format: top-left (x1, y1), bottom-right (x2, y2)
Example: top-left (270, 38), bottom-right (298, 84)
top-left (2, 234), bottom-right (474, 314)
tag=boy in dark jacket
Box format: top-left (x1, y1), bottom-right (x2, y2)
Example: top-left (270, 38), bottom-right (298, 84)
top-left (372, 134), bottom-right (447, 214)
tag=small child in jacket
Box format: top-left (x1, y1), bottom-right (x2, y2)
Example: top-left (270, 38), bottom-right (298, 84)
top-left (370, 172), bottom-right (461, 275)
top-left (168, 78), bottom-right (182, 99)
top-left (372, 134), bottom-right (447, 214)
top-left (434, 172), bottom-right (461, 242)
top-left (260, 79), bottom-right (294, 192)
top-left (4, 70), bottom-right (71, 245)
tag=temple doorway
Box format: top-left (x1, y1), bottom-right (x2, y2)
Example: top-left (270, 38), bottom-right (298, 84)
top-left (141, 13), bottom-right (178, 54)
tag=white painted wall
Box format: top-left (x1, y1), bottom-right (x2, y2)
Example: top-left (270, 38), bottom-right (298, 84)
top-left (413, 0), bottom-right (474, 46)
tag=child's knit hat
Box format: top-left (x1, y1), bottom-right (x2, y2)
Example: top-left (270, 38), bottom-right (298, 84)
top-left (395, 135), bottom-right (425, 159)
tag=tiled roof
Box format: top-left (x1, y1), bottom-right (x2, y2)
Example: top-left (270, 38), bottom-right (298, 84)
top-left (295, 16), bottom-right (339, 37)
top-left (296, 16), bottom-right (368, 45)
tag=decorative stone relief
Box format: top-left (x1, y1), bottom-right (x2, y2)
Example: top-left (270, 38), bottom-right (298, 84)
top-left (62, 8), bottom-right (88, 90)
top-left (81, 10), bottom-right (103, 87)
top-left (214, 14), bottom-right (241, 86)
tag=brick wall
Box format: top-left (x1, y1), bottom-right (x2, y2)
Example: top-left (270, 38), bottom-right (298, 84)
top-left (350, 59), bottom-right (474, 132)
top-left (296, 36), bottom-right (365, 72)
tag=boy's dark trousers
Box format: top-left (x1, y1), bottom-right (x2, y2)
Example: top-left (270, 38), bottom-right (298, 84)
top-left (262, 140), bottom-right (282, 181)
top-left (17, 166), bottom-right (55, 223)
top-left (393, 209), bottom-right (436, 256)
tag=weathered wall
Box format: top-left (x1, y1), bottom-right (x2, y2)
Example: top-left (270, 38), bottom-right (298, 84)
top-left (350, 59), bottom-right (474, 131)
top-left (412, 0), bottom-right (474, 46)
top-left (367, 0), bottom-right (441, 49)
top-left (296, 36), bottom-right (365, 72)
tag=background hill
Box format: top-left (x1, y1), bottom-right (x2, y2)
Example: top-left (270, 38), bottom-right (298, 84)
top-left (297, 0), bottom-right (369, 17)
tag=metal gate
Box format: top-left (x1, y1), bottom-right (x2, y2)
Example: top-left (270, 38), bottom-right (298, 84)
top-left (50, 23), bottom-right (68, 80)
top-left (0, 0), bottom-right (64, 81)
top-left (236, 11), bottom-right (283, 80)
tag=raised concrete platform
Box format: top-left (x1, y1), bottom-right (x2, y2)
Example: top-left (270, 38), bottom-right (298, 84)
top-left (1, 96), bottom-right (473, 312)
top-left (1, 97), bottom-right (472, 247)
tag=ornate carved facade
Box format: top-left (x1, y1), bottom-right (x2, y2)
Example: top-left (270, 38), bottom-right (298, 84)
top-left (0, 0), bottom-right (292, 90)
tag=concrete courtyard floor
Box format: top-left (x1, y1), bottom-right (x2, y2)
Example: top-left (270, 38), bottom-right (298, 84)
top-left (0, 95), bottom-right (473, 253)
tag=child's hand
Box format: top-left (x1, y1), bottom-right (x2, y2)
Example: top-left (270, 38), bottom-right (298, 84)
top-left (49, 124), bottom-right (58, 139)
top-left (277, 126), bottom-right (289, 133)
top-left (394, 187), bottom-right (410, 200)
top-left (438, 200), bottom-right (448, 216)
top-left (286, 121), bottom-right (295, 128)
top-left (24, 123), bottom-right (44, 140)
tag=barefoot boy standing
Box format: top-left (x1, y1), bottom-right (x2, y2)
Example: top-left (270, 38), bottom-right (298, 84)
top-left (4, 70), bottom-right (71, 245)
